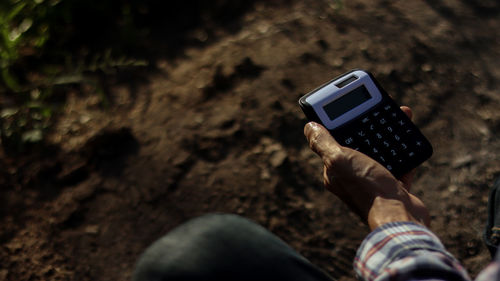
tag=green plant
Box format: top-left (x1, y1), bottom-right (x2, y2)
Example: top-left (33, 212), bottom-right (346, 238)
top-left (0, 1), bottom-right (57, 152)
top-left (0, 0), bottom-right (148, 152)
top-left (1, 92), bottom-right (52, 148)
top-left (327, 0), bottom-right (344, 13)
top-left (0, 0), bottom-right (53, 92)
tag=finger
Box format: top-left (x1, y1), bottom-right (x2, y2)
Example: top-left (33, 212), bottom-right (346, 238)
top-left (400, 106), bottom-right (413, 120)
top-left (398, 105), bottom-right (414, 190)
top-left (304, 122), bottom-right (342, 158)
top-left (399, 168), bottom-right (415, 192)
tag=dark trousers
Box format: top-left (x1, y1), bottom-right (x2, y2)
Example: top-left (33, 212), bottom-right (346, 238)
top-left (133, 214), bottom-right (334, 281)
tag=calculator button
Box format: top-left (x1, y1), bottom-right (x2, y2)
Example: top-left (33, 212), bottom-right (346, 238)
top-left (331, 101), bottom-right (431, 178)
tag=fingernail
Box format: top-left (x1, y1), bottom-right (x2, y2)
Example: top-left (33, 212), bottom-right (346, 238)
top-left (304, 122), bottom-right (318, 136)
top-left (307, 122), bottom-right (319, 130)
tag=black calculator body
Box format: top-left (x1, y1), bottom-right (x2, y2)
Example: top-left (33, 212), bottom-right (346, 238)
top-left (299, 69), bottom-right (432, 178)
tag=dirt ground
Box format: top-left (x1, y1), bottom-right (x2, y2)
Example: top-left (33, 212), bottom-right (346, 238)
top-left (1, 0), bottom-right (500, 280)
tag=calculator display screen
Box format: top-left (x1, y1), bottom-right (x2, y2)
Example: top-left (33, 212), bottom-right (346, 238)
top-left (323, 85), bottom-right (372, 120)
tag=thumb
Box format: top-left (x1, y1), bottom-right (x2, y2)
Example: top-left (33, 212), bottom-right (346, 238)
top-left (304, 122), bottom-right (342, 158)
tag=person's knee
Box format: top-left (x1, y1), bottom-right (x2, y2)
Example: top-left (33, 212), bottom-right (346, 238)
top-left (188, 213), bottom-right (254, 229)
top-left (185, 213), bottom-right (262, 237)
top-left (133, 213), bottom-right (263, 281)
top-left (133, 214), bottom-right (329, 281)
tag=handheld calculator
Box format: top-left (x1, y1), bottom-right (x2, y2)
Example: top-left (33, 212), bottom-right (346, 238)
top-left (299, 69), bottom-right (432, 178)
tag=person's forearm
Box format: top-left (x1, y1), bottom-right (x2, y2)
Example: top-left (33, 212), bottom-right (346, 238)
top-left (355, 222), bottom-right (471, 281)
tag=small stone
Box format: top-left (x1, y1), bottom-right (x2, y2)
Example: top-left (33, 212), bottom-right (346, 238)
top-left (258, 23), bottom-right (270, 34)
top-left (264, 143), bottom-right (282, 154)
top-left (79, 115), bottom-right (91, 124)
top-left (260, 168), bottom-right (271, 180)
top-left (269, 150), bottom-right (287, 168)
top-left (5, 241), bottom-right (23, 252)
top-left (421, 63), bottom-right (433, 72)
top-left (359, 42), bottom-right (368, 51)
top-left (84, 225), bottom-right (100, 235)
top-left (194, 115), bottom-right (204, 125)
top-left (452, 155), bottom-right (473, 168)
top-left (333, 58), bottom-right (343, 67)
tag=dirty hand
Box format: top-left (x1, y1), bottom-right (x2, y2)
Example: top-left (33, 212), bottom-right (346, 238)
top-left (304, 106), bottom-right (430, 230)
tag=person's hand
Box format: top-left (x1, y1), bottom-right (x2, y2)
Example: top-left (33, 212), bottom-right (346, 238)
top-left (304, 106), bottom-right (430, 230)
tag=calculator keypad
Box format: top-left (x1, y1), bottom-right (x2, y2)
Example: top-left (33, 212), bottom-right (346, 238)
top-left (333, 100), bottom-right (432, 177)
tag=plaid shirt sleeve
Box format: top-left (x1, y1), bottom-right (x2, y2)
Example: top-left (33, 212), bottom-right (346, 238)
top-left (354, 221), bottom-right (472, 281)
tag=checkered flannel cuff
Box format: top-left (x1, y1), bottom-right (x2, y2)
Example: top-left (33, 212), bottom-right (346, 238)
top-left (354, 221), bottom-right (469, 281)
